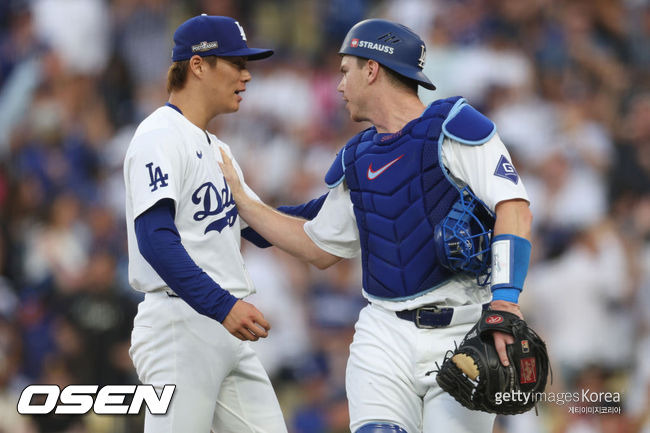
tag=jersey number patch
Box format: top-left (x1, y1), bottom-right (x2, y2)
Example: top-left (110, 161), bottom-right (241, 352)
top-left (146, 163), bottom-right (169, 191)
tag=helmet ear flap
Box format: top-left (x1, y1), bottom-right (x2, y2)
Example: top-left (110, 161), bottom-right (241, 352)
top-left (434, 187), bottom-right (494, 285)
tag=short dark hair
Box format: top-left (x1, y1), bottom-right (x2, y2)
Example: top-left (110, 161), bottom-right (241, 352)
top-left (356, 57), bottom-right (418, 94)
top-left (166, 55), bottom-right (218, 93)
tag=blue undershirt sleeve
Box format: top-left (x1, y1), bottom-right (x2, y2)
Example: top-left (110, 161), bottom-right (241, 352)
top-left (241, 192), bottom-right (328, 248)
top-left (135, 199), bottom-right (238, 322)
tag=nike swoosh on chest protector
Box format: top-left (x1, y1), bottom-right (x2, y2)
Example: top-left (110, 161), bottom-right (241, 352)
top-left (367, 154), bottom-right (404, 180)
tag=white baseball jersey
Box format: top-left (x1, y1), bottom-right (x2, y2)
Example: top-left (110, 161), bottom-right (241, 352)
top-left (304, 132), bottom-right (529, 310)
top-left (124, 105), bottom-right (259, 298)
top-left (126, 105), bottom-right (287, 433)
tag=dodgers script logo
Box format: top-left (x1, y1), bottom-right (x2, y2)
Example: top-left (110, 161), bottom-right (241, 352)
top-left (192, 178), bottom-right (238, 233)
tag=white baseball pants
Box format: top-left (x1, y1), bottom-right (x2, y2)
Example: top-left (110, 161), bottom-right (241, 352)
top-left (346, 303), bottom-right (496, 433)
top-left (130, 291), bottom-right (287, 433)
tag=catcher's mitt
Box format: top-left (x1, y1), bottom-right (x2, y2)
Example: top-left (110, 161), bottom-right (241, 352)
top-left (435, 310), bottom-right (549, 415)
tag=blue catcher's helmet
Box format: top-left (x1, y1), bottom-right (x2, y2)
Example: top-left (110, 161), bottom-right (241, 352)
top-left (434, 187), bottom-right (494, 285)
top-left (339, 19), bottom-right (435, 90)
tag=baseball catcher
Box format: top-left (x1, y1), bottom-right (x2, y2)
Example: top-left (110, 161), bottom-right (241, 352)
top-left (436, 309), bottom-right (550, 415)
top-left (219, 16), bottom-right (543, 433)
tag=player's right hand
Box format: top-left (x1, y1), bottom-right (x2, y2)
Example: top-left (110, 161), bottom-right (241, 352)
top-left (222, 300), bottom-right (271, 341)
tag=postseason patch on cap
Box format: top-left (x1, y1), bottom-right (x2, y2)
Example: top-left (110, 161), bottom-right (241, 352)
top-left (192, 41), bottom-right (219, 52)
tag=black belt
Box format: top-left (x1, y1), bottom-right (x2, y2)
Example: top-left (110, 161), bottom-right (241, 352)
top-left (396, 303), bottom-right (489, 329)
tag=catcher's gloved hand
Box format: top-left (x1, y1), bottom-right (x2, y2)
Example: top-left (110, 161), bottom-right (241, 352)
top-left (435, 310), bottom-right (549, 415)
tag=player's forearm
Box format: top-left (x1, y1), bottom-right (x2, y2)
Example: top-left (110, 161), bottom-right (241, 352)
top-left (490, 199), bottom-right (533, 304)
top-left (241, 193), bottom-right (328, 248)
top-left (493, 199), bottom-right (532, 239)
top-left (237, 195), bottom-right (336, 266)
top-left (219, 148), bottom-right (339, 267)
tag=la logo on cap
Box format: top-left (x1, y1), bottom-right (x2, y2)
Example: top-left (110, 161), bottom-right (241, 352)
top-left (235, 21), bottom-right (247, 41)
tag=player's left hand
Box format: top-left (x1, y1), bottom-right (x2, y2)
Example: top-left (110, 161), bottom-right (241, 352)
top-left (436, 307), bottom-right (549, 415)
top-left (489, 300), bottom-right (523, 367)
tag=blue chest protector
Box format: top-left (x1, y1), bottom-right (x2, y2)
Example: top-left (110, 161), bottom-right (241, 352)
top-left (325, 97), bottom-right (496, 300)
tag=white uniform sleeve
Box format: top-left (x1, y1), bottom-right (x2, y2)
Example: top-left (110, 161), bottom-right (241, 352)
top-left (303, 182), bottom-right (360, 258)
top-left (125, 128), bottom-right (184, 218)
top-left (441, 133), bottom-right (529, 211)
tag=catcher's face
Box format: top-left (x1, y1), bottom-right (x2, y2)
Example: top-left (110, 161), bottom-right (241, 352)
top-left (206, 56), bottom-right (251, 115)
top-left (337, 55), bottom-right (370, 122)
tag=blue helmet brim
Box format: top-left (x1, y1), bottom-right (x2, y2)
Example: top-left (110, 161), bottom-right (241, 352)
top-left (381, 59), bottom-right (436, 90)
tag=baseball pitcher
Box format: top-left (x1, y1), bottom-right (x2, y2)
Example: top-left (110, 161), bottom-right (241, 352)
top-left (124, 15), bottom-right (325, 433)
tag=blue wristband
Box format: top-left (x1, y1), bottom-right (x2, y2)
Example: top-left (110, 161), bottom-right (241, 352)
top-left (490, 234), bottom-right (532, 303)
top-left (492, 287), bottom-right (521, 303)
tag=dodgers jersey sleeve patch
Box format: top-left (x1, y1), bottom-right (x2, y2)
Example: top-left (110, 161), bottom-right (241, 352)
top-left (442, 101), bottom-right (496, 145)
top-left (126, 129), bottom-right (183, 218)
top-left (494, 155), bottom-right (519, 184)
top-left (145, 162), bottom-right (169, 191)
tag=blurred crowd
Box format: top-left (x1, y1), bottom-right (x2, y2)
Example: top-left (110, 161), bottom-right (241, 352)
top-left (0, 0), bottom-right (649, 432)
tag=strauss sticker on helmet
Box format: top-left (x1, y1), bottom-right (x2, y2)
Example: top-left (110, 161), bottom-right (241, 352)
top-left (356, 40), bottom-right (395, 54)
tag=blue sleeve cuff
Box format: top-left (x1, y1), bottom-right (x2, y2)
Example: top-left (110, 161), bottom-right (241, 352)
top-left (241, 227), bottom-right (272, 248)
top-left (491, 287), bottom-right (520, 303)
top-left (277, 192), bottom-right (328, 220)
top-left (241, 193), bottom-right (328, 248)
top-left (135, 199), bottom-right (238, 322)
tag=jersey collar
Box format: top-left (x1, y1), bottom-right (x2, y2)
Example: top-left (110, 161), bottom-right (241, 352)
top-left (165, 102), bottom-right (183, 115)
top-left (164, 102), bottom-right (212, 145)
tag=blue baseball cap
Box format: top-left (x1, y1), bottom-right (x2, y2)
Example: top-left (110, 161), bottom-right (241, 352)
top-left (172, 15), bottom-right (273, 62)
